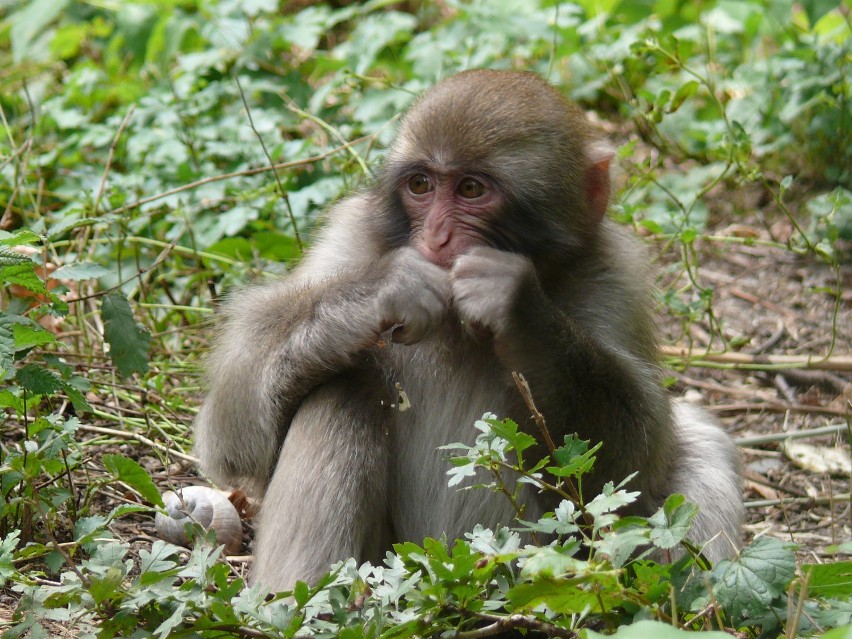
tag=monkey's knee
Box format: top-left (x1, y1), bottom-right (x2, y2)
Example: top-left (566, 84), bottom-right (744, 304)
top-left (251, 374), bottom-right (393, 592)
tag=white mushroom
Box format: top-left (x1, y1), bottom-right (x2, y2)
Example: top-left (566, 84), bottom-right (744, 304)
top-left (155, 486), bottom-right (242, 555)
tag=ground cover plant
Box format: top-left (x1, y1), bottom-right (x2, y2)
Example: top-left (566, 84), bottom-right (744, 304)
top-left (0, 0), bottom-right (850, 636)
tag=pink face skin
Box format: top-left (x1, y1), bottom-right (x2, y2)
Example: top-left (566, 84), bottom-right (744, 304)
top-left (399, 170), bottom-right (504, 269)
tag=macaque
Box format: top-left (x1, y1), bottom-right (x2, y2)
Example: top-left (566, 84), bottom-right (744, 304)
top-left (194, 69), bottom-right (743, 591)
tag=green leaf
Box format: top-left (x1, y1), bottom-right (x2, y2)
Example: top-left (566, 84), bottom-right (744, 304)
top-left (0, 229), bottom-right (41, 246)
top-left (102, 454), bottom-right (163, 508)
top-left (803, 561), bottom-right (852, 598)
top-left (12, 322), bottom-right (57, 350)
top-left (0, 262), bottom-right (46, 295)
top-left (0, 246), bottom-right (34, 267)
top-left (0, 318), bottom-right (13, 380)
top-left (548, 436), bottom-right (600, 478)
top-left (16, 364), bottom-right (62, 395)
top-left (669, 80), bottom-right (699, 112)
top-left (510, 569), bottom-right (622, 614)
top-left (800, 0), bottom-right (841, 26)
top-left (88, 566), bottom-right (125, 604)
top-left (51, 262), bottom-right (110, 281)
top-left (0, 531), bottom-right (21, 587)
top-left (488, 417), bottom-right (537, 453)
top-left (293, 581), bottom-right (311, 606)
top-left (821, 626), bottom-right (852, 639)
top-left (712, 536), bottom-right (797, 620)
top-left (648, 494), bottom-right (699, 550)
top-left (519, 546), bottom-right (586, 580)
top-left (101, 293), bottom-right (151, 378)
top-left (10, 0), bottom-right (70, 62)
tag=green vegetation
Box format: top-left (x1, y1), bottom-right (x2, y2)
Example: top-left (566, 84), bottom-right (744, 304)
top-left (0, 0), bottom-right (849, 636)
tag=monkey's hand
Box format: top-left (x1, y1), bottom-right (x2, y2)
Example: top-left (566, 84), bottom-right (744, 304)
top-left (450, 247), bottom-right (534, 338)
top-left (377, 248), bottom-right (451, 345)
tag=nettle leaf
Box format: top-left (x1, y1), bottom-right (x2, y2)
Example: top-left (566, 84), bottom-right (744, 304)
top-left (0, 262), bottom-right (46, 294)
top-left (0, 245), bottom-right (34, 266)
top-left (101, 293), bottom-right (151, 378)
top-left (13, 322), bottom-right (58, 351)
top-left (102, 454), bottom-right (163, 508)
top-left (712, 536), bottom-right (797, 620)
top-left (0, 229), bottom-right (41, 246)
top-left (0, 318), bottom-right (13, 380)
top-left (16, 364), bottom-right (62, 395)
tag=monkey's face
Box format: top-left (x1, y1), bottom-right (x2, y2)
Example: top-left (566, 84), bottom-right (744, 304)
top-left (398, 168), bottom-right (506, 268)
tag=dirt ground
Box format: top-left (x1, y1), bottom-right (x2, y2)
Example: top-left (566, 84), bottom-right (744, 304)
top-left (653, 219), bottom-right (850, 561)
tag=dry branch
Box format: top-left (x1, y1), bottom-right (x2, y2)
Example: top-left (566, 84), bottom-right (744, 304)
top-left (661, 346), bottom-right (852, 372)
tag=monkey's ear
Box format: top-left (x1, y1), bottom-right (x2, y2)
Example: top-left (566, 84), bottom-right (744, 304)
top-left (585, 141), bottom-right (614, 223)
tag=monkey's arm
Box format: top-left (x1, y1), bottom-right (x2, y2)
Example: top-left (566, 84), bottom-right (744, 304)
top-left (194, 200), bottom-right (450, 494)
top-left (451, 243), bottom-right (673, 483)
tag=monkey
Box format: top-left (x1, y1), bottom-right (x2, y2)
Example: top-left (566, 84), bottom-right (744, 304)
top-left (194, 69), bottom-right (743, 592)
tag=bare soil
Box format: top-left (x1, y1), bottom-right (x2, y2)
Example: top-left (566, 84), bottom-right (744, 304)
top-left (653, 218), bottom-right (850, 561)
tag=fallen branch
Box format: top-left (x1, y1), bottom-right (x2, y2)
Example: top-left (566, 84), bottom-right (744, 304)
top-left (661, 345), bottom-right (852, 372)
top-left (745, 494), bottom-right (850, 508)
top-left (736, 423), bottom-right (849, 447)
top-left (711, 402), bottom-right (848, 417)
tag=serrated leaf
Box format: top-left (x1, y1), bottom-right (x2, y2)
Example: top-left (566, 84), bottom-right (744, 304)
top-left (648, 493), bottom-right (699, 550)
top-left (52, 262), bottom-right (110, 281)
top-left (0, 229), bottom-right (41, 246)
top-left (519, 546), bottom-right (585, 580)
top-left (0, 245), bottom-right (34, 266)
top-left (0, 318), bottom-right (13, 380)
top-left (489, 417), bottom-right (537, 453)
top-left (510, 569), bottom-right (621, 613)
top-left (552, 435), bottom-right (591, 465)
top-left (16, 364), bottom-right (62, 395)
top-left (0, 262), bottom-right (46, 294)
top-left (548, 436), bottom-right (599, 478)
top-left (102, 454), bottom-right (163, 507)
top-left (101, 293), bottom-right (151, 378)
top-left (12, 322), bottom-right (57, 350)
top-left (712, 537), bottom-right (796, 620)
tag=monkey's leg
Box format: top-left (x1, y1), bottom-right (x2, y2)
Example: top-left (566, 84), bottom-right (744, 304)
top-left (250, 371), bottom-right (392, 592)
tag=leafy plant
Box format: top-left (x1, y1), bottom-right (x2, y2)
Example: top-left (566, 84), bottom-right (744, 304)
top-left (5, 414), bottom-right (849, 637)
top-left (0, 0), bottom-right (848, 636)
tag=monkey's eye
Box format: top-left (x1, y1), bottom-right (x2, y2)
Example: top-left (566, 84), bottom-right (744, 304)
top-left (407, 174), bottom-right (432, 195)
top-left (458, 177), bottom-right (485, 199)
